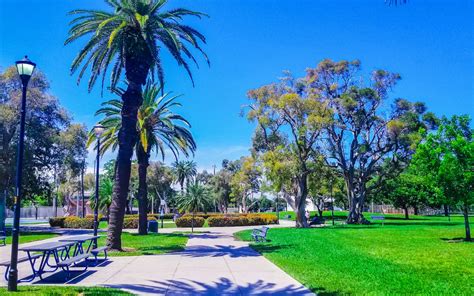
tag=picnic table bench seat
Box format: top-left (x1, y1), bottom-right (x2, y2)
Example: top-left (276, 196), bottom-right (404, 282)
top-left (57, 252), bottom-right (91, 280)
top-left (0, 254), bottom-right (41, 281)
top-left (251, 226), bottom-right (269, 242)
top-left (90, 246), bottom-right (108, 263)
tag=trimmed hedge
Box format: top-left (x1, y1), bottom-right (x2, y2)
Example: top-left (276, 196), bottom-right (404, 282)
top-left (124, 213), bottom-right (174, 220)
top-left (207, 213), bottom-right (278, 227)
top-left (63, 216), bottom-right (95, 229)
top-left (182, 213), bottom-right (222, 220)
top-left (175, 216), bottom-right (205, 228)
top-left (122, 217), bottom-right (157, 229)
top-left (49, 217), bottom-right (66, 227)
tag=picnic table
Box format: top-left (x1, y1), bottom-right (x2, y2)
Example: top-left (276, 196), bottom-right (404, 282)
top-left (59, 235), bottom-right (100, 256)
top-left (16, 241), bottom-right (76, 281)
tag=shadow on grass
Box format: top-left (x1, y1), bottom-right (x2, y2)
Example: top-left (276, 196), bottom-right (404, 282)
top-left (440, 237), bottom-right (473, 243)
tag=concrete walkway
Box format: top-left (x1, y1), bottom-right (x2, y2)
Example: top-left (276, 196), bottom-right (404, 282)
top-left (0, 223), bottom-right (314, 295)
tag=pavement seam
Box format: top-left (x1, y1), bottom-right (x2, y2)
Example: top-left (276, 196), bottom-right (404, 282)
top-left (164, 245), bottom-right (185, 295)
top-left (102, 256), bottom-right (139, 284)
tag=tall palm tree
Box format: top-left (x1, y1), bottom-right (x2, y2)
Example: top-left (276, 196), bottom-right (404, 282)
top-left (67, 0), bottom-right (207, 250)
top-left (177, 181), bottom-right (210, 232)
top-left (88, 81), bottom-right (196, 235)
top-left (172, 160), bottom-right (197, 192)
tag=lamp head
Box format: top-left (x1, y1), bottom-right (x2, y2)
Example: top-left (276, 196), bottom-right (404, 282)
top-left (93, 124), bottom-right (105, 138)
top-left (16, 56), bottom-right (36, 86)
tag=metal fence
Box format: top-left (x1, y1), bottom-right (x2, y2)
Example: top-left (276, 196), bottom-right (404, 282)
top-left (5, 206), bottom-right (66, 219)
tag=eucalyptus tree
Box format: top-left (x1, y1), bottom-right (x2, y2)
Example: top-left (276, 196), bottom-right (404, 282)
top-left (89, 81), bottom-right (196, 234)
top-left (172, 160), bottom-right (197, 192)
top-left (305, 59), bottom-right (437, 224)
top-left (246, 72), bottom-right (331, 227)
top-left (66, 0), bottom-right (207, 249)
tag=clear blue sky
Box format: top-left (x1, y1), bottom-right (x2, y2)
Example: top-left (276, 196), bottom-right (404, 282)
top-left (1, 0), bottom-right (473, 172)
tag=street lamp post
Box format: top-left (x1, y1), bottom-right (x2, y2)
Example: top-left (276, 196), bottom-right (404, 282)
top-left (8, 56), bottom-right (36, 291)
top-left (93, 124), bottom-right (105, 248)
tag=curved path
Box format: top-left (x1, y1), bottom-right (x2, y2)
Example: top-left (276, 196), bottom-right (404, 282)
top-left (1, 222), bottom-right (314, 295)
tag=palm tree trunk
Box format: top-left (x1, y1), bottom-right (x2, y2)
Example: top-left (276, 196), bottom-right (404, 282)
top-left (137, 145), bottom-right (149, 235)
top-left (106, 80), bottom-right (143, 250)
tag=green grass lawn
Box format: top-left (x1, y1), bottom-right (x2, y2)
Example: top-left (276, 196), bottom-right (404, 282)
top-left (96, 232), bottom-right (188, 256)
top-left (235, 213), bottom-right (473, 295)
top-left (0, 286), bottom-right (130, 295)
top-left (3, 231), bottom-right (58, 245)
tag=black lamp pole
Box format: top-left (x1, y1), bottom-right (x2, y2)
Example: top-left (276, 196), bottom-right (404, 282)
top-left (81, 160), bottom-right (85, 218)
top-left (93, 124), bottom-right (104, 248)
top-left (8, 56), bottom-right (36, 291)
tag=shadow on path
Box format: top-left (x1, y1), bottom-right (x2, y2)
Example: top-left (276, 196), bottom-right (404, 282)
top-left (106, 277), bottom-right (315, 295)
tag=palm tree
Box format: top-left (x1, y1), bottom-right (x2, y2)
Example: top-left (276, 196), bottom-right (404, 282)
top-left (177, 181), bottom-right (210, 232)
top-left (88, 81), bottom-right (196, 235)
top-left (90, 177), bottom-right (114, 220)
top-left (67, 0), bottom-right (207, 249)
top-left (172, 160), bottom-right (197, 192)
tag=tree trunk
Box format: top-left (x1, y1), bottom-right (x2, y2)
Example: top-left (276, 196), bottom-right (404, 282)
top-left (0, 190), bottom-right (5, 231)
top-left (463, 203), bottom-right (471, 242)
top-left (414, 206), bottom-right (419, 216)
top-left (443, 204), bottom-right (449, 217)
top-left (346, 176), bottom-right (369, 224)
top-left (137, 145), bottom-right (149, 235)
top-left (106, 81), bottom-right (143, 251)
top-left (404, 206), bottom-right (409, 220)
top-left (295, 174), bottom-right (309, 228)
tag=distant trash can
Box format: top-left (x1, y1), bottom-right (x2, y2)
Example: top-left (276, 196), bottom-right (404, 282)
top-left (148, 220), bottom-right (158, 233)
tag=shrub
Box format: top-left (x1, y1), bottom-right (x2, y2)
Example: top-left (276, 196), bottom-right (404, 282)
top-left (49, 217), bottom-right (66, 227)
top-left (85, 214), bottom-right (104, 221)
top-left (122, 217), bottom-right (157, 229)
top-left (124, 213), bottom-right (174, 220)
top-left (175, 216), bottom-right (205, 228)
top-left (63, 216), bottom-right (94, 229)
top-left (182, 212), bottom-right (223, 220)
top-left (207, 213), bottom-right (278, 227)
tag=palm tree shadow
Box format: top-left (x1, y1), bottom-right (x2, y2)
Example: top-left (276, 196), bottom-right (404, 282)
top-left (105, 277), bottom-right (324, 295)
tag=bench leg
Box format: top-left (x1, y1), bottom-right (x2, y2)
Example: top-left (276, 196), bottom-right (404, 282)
top-left (4, 265), bottom-right (9, 282)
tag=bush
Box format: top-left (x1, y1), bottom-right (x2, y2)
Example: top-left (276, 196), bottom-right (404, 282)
top-left (207, 213), bottom-right (278, 227)
top-left (122, 217), bottom-right (157, 229)
top-left (182, 212), bottom-right (222, 220)
top-left (124, 213), bottom-right (174, 220)
top-left (175, 216), bottom-right (205, 228)
top-left (85, 214), bottom-right (104, 221)
top-left (63, 216), bottom-right (95, 229)
top-left (49, 217), bottom-right (66, 227)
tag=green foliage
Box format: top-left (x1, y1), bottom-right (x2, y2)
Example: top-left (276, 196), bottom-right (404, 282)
top-left (172, 160), bottom-right (197, 191)
top-left (65, 0), bottom-right (208, 91)
top-left (88, 81), bottom-right (196, 161)
top-left (123, 216), bottom-right (157, 229)
top-left (96, 232), bottom-right (188, 257)
top-left (175, 216), bottom-right (205, 228)
top-left (63, 216), bottom-right (95, 229)
top-left (207, 213), bottom-right (278, 227)
top-left (411, 115), bottom-right (473, 239)
top-left (235, 215), bottom-right (473, 295)
top-left (0, 67), bottom-right (85, 205)
top-left (0, 286), bottom-right (131, 295)
top-left (49, 217), bottom-right (66, 227)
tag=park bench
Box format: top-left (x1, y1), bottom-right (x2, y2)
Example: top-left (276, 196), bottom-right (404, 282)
top-left (371, 215), bottom-right (385, 226)
top-left (0, 230), bottom-right (5, 246)
top-left (251, 226), bottom-right (269, 242)
top-left (309, 216), bottom-right (325, 226)
top-left (56, 252), bottom-right (91, 280)
top-left (0, 254), bottom-right (41, 281)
